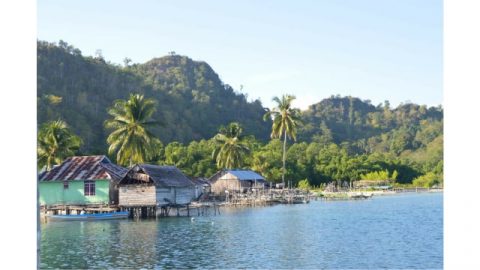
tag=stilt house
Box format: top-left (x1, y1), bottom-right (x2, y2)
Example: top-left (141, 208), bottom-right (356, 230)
top-left (38, 155), bottom-right (128, 206)
top-left (118, 164), bottom-right (196, 207)
top-left (209, 169), bottom-right (266, 194)
top-left (191, 177), bottom-right (211, 199)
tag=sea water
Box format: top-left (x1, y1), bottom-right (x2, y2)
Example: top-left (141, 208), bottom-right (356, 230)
top-left (40, 192), bottom-right (443, 269)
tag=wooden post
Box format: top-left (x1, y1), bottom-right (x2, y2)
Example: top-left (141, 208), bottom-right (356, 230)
top-left (187, 204), bottom-right (190, 217)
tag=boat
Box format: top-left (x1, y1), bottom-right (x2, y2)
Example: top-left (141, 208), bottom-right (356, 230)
top-left (46, 211), bottom-right (129, 221)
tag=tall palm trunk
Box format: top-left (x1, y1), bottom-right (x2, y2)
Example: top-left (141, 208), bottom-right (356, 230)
top-left (282, 130), bottom-right (287, 188)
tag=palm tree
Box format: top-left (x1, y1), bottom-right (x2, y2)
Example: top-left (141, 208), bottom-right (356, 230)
top-left (37, 120), bottom-right (82, 171)
top-left (263, 94), bottom-right (301, 187)
top-left (212, 122), bottom-right (250, 169)
top-left (104, 93), bottom-right (160, 166)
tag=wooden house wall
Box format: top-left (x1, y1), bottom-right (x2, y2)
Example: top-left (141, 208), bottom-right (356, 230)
top-left (119, 184), bottom-right (156, 206)
top-left (175, 187), bottom-right (195, 204)
top-left (109, 182), bottom-right (119, 205)
top-left (211, 173), bottom-right (265, 194)
top-left (219, 172), bottom-right (237, 181)
top-left (39, 180), bottom-right (110, 206)
top-left (211, 179), bottom-right (240, 194)
top-left (194, 185), bottom-right (205, 199)
top-left (155, 186), bottom-right (195, 206)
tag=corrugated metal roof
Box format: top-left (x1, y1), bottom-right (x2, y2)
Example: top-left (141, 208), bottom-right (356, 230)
top-left (39, 155), bottom-right (128, 182)
top-left (226, 170), bottom-right (265, 181)
top-left (121, 164), bottom-right (194, 188)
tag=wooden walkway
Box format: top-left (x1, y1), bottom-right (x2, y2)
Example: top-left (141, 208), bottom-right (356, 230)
top-left (222, 189), bottom-right (315, 206)
top-left (40, 189), bottom-right (321, 221)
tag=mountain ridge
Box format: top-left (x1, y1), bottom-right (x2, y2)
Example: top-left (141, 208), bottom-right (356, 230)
top-left (37, 40), bottom-right (443, 163)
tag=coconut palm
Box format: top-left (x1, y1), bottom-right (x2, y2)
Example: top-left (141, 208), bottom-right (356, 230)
top-left (212, 122), bottom-right (250, 169)
top-left (37, 120), bottom-right (82, 171)
top-left (263, 94), bottom-right (301, 187)
top-left (104, 93), bottom-right (160, 166)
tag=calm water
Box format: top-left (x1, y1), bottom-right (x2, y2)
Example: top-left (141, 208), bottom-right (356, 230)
top-left (40, 192), bottom-right (443, 269)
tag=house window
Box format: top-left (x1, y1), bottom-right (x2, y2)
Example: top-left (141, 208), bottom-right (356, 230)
top-left (84, 180), bottom-right (95, 196)
top-left (63, 181), bottom-right (69, 189)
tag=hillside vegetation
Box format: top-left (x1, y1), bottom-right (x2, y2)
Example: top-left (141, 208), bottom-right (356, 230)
top-left (38, 40), bottom-right (271, 153)
top-left (38, 40), bottom-right (443, 186)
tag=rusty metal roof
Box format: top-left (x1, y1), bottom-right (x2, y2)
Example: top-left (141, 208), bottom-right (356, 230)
top-left (39, 155), bottom-right (128, 182)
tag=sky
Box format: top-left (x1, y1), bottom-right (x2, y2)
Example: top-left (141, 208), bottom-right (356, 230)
top-left (38, 0), bottom-right (443, 110)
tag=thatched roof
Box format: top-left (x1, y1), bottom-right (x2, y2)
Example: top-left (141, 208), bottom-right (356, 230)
top-left (120, 164), bottom-right (194, 188)
top-left (39, 155), bottom-right (128, 182)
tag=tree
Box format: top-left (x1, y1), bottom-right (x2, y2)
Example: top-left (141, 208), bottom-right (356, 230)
top-left (263, 94), bottom-right (301, 187)
top-left (412, 172), bottom-right (442, 188)
top-left (163, 142), bottom-right (188, 168)
top-left (297, 178), bottom-right (311, 190)
top-left (212, 122), bottom-right (250, 169)
top-left (104, 94), bottom-right (160, 166)
top-left (252, 139), bottom-right (283, 182)
top-left (37, 120), bottom-right (82, 170)
top-left (123, 57), bottom-right (132, 67)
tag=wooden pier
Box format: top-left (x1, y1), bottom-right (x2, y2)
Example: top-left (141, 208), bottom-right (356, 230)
top-left (118, 203), bottom-right (221, 219)
top-left (41, 204), bottom-right (120, 216)
top-left (222, 189), bottom-right (314, 206)
top-left (40, 188), bottom-right (320, 221)
top-left (41, 202), bottom-right (222, 221)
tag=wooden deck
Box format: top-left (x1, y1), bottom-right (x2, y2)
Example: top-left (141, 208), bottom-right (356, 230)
top-left (220, 189), bottom-right (315, 206)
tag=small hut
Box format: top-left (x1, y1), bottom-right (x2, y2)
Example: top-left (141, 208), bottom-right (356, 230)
top-left (118, 164), bottom-right (196, 207)
top-left (209, 169), bottom-right (266, 194)
top-left (191, 177), bottom-right (211, 199)
top-left (38, 155), bottom-right (128, 206)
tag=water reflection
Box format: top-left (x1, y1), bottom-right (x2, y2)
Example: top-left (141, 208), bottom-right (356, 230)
top-left (40, 193), bottom-right (443, 269)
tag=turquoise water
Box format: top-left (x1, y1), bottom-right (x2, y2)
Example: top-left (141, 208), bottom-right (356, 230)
top-left (40, 192), bottom-right (443, 269)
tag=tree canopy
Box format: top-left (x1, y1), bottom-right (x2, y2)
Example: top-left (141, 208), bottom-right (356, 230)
top-left (37, 40), bottom-right (443, 187)
top-left (264, 94), bottom-right (302, 186)
top-left (37, 120), bottom-right (82, 170)
top-left (212, 122), bottom-right (250, 169)
top-left (104, 94), bottom-right (160, 166)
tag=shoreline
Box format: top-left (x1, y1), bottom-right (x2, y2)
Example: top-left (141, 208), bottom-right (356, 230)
top-left (39, 189), bottom-right (443, 220)
top-left (318, 188), bottom-right (443, 199)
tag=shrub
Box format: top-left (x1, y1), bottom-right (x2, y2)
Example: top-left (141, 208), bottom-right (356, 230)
top-left (412, 172), bottom-right (442, 188)
top-left (297, 178), bottom-right (311, 190)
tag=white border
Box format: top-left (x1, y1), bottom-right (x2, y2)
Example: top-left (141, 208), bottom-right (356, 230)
top-left (2, 0), bottom-right (479, 268)
top-left (444, 0), bottom-right (480, 269)
top-left (0, 0), bottom-right (37, 269)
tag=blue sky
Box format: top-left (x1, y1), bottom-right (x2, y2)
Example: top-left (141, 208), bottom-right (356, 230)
top-left (38, 0), bottom-right (442, 109)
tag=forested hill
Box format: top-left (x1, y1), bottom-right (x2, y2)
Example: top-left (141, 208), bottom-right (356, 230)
top-left (299, 96), bottom-right (443, 153)
top-left (37, 40), bottom-right (271, 153)
top-left (37, 40), bottom-right (443, 169)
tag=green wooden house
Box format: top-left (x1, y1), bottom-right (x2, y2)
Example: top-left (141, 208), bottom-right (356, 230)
top-left (39, 155), bottom-right (127, 206)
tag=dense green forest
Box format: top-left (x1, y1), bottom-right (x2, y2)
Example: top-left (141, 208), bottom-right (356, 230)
top-left (38, 40), bottom-right (443, 187)
top-left (38, 40), bottom-right (271, 153)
